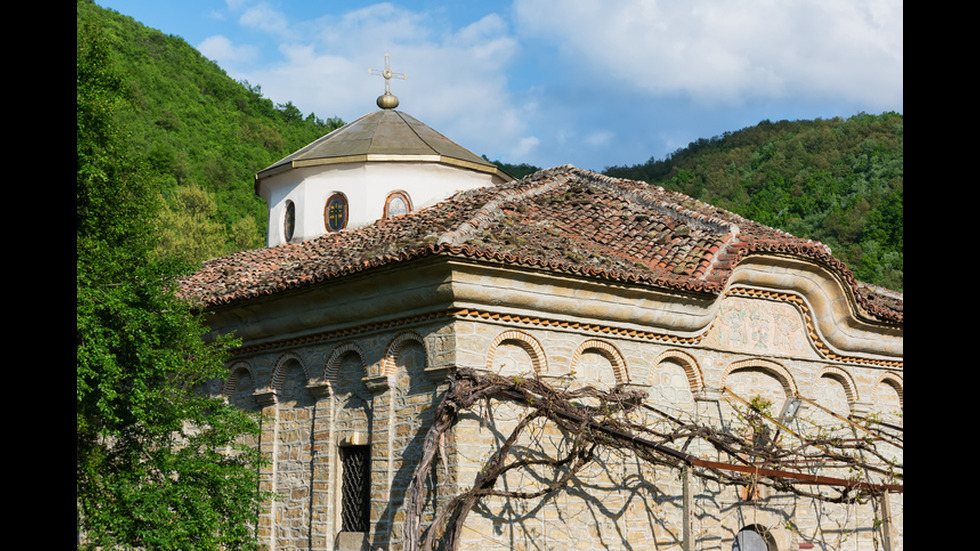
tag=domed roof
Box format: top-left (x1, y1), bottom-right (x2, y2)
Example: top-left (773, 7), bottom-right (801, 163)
top-left (256, 109), bottom-right (511, 182)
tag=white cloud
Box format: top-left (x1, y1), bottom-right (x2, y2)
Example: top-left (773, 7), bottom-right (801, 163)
top-left (206, 2), bottom-right (539, 162)
top-left (449, 14), bottom-right (518, 68)
top-left (511, 136), bottom-right (540, 159)
top-left (586, 130), bottom-right (613, 148)
top-left (237, 2), bottom-right (290, 36)
top-left (197, 35), bottom-right (258, 67)
top-left (315, 3), bottom-right (434, 51)
top-left (513, 0), bottom-right (903, 108)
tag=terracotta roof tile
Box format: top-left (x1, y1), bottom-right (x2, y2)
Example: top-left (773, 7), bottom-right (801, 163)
top-left (180, 166), bottom-right (902, 323)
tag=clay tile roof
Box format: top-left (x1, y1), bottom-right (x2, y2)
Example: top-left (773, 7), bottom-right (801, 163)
top-left (181, 166), bottom-right (902, 323)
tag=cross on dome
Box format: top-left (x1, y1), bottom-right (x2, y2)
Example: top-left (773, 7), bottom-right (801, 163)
top-left (369, 53), bottom-right (407, 109)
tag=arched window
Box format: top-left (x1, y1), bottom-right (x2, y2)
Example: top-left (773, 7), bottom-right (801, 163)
top-left (325, 193), bottom-right (348, 232)
top-left (384, 191), bottom-right (412, 219)
top-left (283, 200), bottom-right (296, 242)
top-left (733, 526), bottom-right (774, 551)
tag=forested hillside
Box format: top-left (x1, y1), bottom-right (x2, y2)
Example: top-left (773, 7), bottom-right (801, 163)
top-left (77, 0), bottom-right (344, 265)
top-left (604, 114), bottom-right (903, 292)
top-left (78, 0), bottom-right (901, 292)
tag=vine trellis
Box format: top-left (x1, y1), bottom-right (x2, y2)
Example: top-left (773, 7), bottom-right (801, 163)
top-left (404, 368), bottom-right (903, 551)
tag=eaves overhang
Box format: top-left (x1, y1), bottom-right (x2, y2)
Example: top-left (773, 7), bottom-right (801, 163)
top-left (253, 109), bottom-right (513, 192)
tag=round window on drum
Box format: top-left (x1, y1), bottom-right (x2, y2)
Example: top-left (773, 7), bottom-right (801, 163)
top-left (283, 200), bottom-right (296, 242)
top-left (384, 191), bottom-right (412, 219)
top-left (325, 193), bottom-right (348, 232)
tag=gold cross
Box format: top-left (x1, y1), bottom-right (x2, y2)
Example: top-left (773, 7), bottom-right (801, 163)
top-left (369, 53), bottom-right (407, 94)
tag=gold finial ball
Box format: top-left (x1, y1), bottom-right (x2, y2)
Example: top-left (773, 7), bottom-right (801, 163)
top-left (377, 92), bottom-right (399, 109)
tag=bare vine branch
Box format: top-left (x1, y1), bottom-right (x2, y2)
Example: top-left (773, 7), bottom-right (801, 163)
top-left (405, 368), bottom-right (903, 551)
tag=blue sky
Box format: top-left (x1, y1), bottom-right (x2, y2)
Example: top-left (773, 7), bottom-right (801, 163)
top-left (94, 0), bottom-right (903, 172)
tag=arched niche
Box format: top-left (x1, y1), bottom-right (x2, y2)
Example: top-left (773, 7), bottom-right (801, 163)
top-left (266, 351), bottom-right (317, 548)
top-left (721, 358), bottom-right (799, 413)
top-left (873, 371), bottom-right (903, 414)
top-left (812, 366), bottom-right (859, 421)
top-left (223, 360), bottom-right (261, 412)
top-left (326, 342), bottom-right (373, 437)
top-left (570, 339), bottom-right (628, 387)
top-left (720, 510), bottom-right (791, 551)
top-left (486, 329), bottom-right (547, 376)
top-left (323, 341), bottom-right (369, 396)
top-left (380, 331), bottom-right (429, 390)
top-left (650, 349), bottom-right (704, 407)
top-left (270, 351), bottom-right (314, 407)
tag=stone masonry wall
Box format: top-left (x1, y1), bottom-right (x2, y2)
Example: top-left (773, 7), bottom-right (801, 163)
top-left (223, 290), bottom-right (901, 551)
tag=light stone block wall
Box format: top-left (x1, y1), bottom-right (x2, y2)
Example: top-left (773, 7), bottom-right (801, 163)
top-left (223, 290), bottom-right (901, 551)
top-left (443, 292), bottom-right (901, 551)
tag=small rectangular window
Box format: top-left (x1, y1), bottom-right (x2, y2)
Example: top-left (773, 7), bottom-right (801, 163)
top-left (340, 445), bottom-right (371, 532)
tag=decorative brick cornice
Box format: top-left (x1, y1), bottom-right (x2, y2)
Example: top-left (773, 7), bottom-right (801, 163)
top-left (227, 293), bottom-right (900, 370)
top-left (229, 310), bottom-right (453, 356)
top-left (453, 308), bottom-right (705, 345)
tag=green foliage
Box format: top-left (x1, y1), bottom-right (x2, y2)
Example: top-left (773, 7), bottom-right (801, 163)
top-left (604, 114), bottom-right (903, 292)
top-left (77, 0), bottom-right (344, 266)
top-left (77, 9), bottom-right (264, 549)
top-left (154, 184), bottom-right (231, 264)
top-left (484, 156), bottom-right (542, 180)
top-left (748, 395), bottom-right (773, 415)
top-left (79, 0), bottom-right (902, 293)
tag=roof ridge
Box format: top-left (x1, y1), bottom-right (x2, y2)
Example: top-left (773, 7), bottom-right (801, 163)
top-left (392, 110), bottom-right (438, 156)
top-left (564, 166), bottom-right (740, 237)
top-left (552, 167), bottom-right (765, 285)
top-left (547, 167), bottom-right (837, 285)
top-left (436, 177), bottom-right (566, 247)
top-left (185, 164), bottom-right (901, 324)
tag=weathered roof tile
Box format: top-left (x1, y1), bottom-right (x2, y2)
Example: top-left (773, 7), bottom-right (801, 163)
top-left (180, 166), bottom-right (902, 323)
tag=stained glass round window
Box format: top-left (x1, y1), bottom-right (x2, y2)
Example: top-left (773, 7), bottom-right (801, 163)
top-left (325, 194), bottom-right (348, 232)
top-left (284, 200), bottom-right (296, 242)
top-left (385, 192), bottom-right (411, 219)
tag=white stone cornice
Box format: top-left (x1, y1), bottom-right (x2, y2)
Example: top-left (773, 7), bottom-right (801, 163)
top-left (725, 254), bottom-right (902, 360)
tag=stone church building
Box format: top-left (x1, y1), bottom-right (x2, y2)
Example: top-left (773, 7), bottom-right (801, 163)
top-left (181, 81), bottom-right (903, 551)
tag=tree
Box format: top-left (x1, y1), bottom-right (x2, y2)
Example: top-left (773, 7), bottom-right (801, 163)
top-left (154, 184), bottom-right (230, 265)
top-left (77, 1), bottom-right (347, 264)
top-left (77, 13), bottom-right (263, 550)
top-left (601, 114), bottom-right (903, 292)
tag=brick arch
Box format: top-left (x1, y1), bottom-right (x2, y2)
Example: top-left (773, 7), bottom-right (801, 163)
top-left (721, 357), bottom-right (799, 398)
top-left (652, 349), bottom-right (704, 393)
top-left (486, 330), bottom-right (548, 374)
top-left (816, 365), bottom-right (860, 404)
top-left (269, 351), bottom-right (312, 391)
top-left (381, 331), bottom-right (427, 379)
top-left (873, 371), bottom-right (904, 408)
top-left (571, 339), bottom-right (629, 384)
top-left (222, 360), bottom-right (255, 398)
top-left (321, 341), bottom-right (368, 394)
